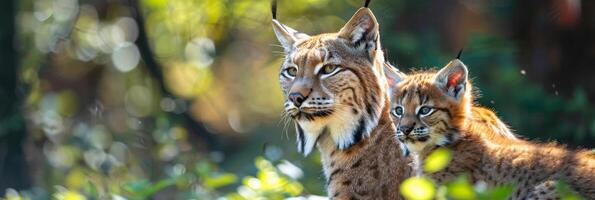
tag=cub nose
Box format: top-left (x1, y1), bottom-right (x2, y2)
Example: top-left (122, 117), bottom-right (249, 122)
top-left (289, 92), bottom-right (307, 107)
top-left (399, 124), bottom-right (415, 135)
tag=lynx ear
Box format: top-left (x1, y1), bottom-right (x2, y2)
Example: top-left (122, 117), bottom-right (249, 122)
top-left (271, 0), bottom-right (309, 53)
top-left (338, 8), bottom-right (380, 51)
top-left (384, 62), bottom-right (406, 98)
top-left (384, 63), bottom-right (405, 87)
top-left (272, 20), bottom-right (310, 53)
top-left (434, 59), bottom-right (468, 100)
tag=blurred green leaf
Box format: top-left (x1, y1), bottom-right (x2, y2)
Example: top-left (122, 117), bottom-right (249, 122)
top-left (477, 184), bottom-right (513, 200)
top-left (400, 176), bottom-right (436, 200)
top-left (424, 148), bottom-right (452, 173)
top-left (143, 179), bottom-right (177, 197)
top-left (446, 176), bottom-right (476, 200)
top-left (557, 180), bottom-right (584, 200)
top-left (123, 180), bottom-right (150, 194)
top-left (123, 178), bottom-right (176, 199)
top-left (84, 181), bottom-right (99, 199)
top-left (204, 173), bottom-right (237, 189)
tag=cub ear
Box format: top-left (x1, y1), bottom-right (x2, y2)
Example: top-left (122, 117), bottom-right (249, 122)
top-left (434, 59), bottom-right (468, 100)
top-left (272, 20), bottom-right (310, 53)
top-left (384, 62), bottom-right (406, 87)
top-left (338, 8), bottom-right (380, 51)
top-left (384, 63), bottom-right (406, 98)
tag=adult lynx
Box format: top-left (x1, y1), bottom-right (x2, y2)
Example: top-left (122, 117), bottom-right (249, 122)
top-left (271, 0), bottom-right (410, 198)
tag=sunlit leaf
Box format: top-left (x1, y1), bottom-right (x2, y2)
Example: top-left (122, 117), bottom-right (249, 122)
top-left (66, 168), bottom-right (86, 190)
top-left (400, 176), bottom-right (436, 200)
top-left (4, 189), bottom-right (27, 200)
top-left (446, 176), bottom-right (476, 200)
top-left (255, 156), bottom-right (274, 171)
top-left (141, 178), bottom-right (177, 198)
top-left (424, 148), bottom-right (452, 173)
top-left (204, 173), bottom-right (237, 189)
top-left (53, 189), bottom-right (87, 200)
top-left (284, 182), bottom-right (304, 196)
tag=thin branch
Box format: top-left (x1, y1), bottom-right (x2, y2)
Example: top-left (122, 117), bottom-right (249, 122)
top-left (127, 0), bottom-right (220, 151)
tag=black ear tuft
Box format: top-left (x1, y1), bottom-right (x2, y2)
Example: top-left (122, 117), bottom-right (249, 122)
top-left (456, 48), bottom-right (464, 59)
top-left (271, 0), bottom-right (277, 19)
top-left (364, 0), bottom-right (371, 7)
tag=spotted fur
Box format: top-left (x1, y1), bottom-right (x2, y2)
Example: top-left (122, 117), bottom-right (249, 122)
top-left (386, 59), bottom-right (595, 199)
top-left (272, 3), bottom-right (411, 199)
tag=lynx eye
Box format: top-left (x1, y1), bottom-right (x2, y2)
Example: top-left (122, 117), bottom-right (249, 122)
top-left (319, 65), bottom-right (340, 77)
top-left (392, 106), bottom-right (404, 117)
top-left (283, 67), bottom-right (298, 78)
top-left (418, 106), bottom-right (434, 116)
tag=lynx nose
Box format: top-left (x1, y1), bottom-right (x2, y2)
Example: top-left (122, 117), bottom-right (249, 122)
top-left (399, 123), bottom-right (415, 135)
top-left (289, 92), bottom-right (307, 107)
top-left (288, 79), bottom-right (312, 107)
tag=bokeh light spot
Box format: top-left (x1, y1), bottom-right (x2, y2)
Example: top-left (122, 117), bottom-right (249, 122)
top-left (124, 85), bottom-right (155, 117)
top-left (185, 37), bottom-right (215, 67)
top-left (111, 42), bottom-right (140, 72)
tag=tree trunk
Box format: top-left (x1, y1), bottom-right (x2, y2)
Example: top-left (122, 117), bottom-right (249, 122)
top-left (0, 0), bottom-right (31, 194)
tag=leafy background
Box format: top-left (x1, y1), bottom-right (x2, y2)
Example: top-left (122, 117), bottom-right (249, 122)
top-left (1, 0), bottom-right (594, 199)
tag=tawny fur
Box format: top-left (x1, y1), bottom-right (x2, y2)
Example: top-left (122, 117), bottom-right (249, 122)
top-left (318, 107), bottom-right (412, 199)
top-left (387, 60), bottom-right (595, 199)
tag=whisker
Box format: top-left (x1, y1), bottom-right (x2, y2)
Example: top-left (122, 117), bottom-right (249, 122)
top-left (278, 110), bottom-right (294, 141)
top-left (283, 116), bottom-right (292, 140)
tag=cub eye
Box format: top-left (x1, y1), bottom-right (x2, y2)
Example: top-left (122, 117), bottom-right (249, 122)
top-left (284, 67), bottom-right (298, 78)
top-left (418, 106), bottom-right (433, 116)
top-left (320, 65), bottom-right (338, 75)
top-left (392, 106), bottom-right (404, 117)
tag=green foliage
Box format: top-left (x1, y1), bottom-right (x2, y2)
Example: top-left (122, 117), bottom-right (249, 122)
top-left (225, 157), bottom-right (304, 200)
top-left (3, 157), bottom-right (306, 199)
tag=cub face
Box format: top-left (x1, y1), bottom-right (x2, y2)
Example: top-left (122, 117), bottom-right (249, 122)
top-left (384, 60), bottom-right (471, 153)
top-left (273, 7), bottom-right (388, 155)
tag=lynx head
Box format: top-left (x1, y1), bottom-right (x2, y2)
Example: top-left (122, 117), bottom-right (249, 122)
top-left (272, 2), bottom-right (388, 155)
top-left (384, 59), bottom-right (472, 154)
